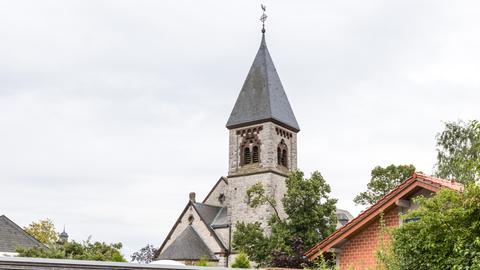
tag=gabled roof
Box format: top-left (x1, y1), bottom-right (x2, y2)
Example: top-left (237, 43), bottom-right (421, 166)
top-left (226, 34), bottom-right (300, 132)
top-left (157, 226), bottom-right (217, 261)
top-left (155, 200), bottom-right (227, 260)
top-left (305, 173), bottom-right (464, 260)
top-left (0, 215), bottom-right (43, 252)
top-left (202, 177), bottom-right (228, 204)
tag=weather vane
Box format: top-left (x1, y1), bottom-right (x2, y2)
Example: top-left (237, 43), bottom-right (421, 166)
top-left (260, 4), bottom-right (267, 33)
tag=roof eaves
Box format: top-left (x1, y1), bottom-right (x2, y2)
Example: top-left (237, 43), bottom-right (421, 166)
top-left (155, 202), bottom-right (192, 258)
top-left (305, 173), bottom-right (461, 259)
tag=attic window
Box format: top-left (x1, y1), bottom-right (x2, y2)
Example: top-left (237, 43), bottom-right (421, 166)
top-left (188, 215), bottom-right (194, 225)
top-left (218, 194), bottom-right (225, 204)
top-left (404, 217), bottom-right (420, 223)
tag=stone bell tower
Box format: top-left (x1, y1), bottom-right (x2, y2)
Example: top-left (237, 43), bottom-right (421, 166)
top-left (225, 30), bottom-right (300, 231)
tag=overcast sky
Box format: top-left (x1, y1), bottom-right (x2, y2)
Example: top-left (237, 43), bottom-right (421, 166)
top-left (1, 0), bottom-right (480, 259)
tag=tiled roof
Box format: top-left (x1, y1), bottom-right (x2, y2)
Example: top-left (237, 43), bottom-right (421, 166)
top-left (305, 173), bottom-right (464, 259)
top-left (0, 215), bottom-right (43, 252)
top-left (157, 226), bottom-right (216, 261)
top-left (226, 34), bottom-right (300, 132)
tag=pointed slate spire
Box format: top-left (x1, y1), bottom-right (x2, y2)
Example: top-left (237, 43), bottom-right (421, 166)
top-left (226, 34), bottom-right (300, 132)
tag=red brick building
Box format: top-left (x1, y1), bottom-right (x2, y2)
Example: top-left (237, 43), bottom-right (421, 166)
top-left (305, 173), bottom-right (463, 270)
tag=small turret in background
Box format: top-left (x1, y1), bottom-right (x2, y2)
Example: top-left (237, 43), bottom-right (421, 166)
top-left (59, 226), bottom-right (69, 243)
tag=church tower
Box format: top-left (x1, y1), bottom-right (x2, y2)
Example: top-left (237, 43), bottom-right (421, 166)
top-left (156, 11), bottom-right (317, 267)
top-left (225, 29), bottom-right (300, 230)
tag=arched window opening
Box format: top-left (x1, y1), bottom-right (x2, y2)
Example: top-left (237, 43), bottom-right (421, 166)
top-left (240, 133), bottom-right (261, 166)
top-left (282, 149), bottom-right (288, 167)
top-left (252, 146), bottom-right (259, 163)
top-left (277, 147), bottom-right (282, 165)
top-left (244, 147), bottom-right (251, 164)
top-left (277, 140), bottom-right (288, 168)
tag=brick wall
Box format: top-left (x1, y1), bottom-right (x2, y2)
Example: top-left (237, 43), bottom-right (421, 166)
top-left (337, 207), bottom-right (399, 270)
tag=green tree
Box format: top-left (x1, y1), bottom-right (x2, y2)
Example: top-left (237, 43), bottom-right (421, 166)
top-left (390, 184), bottom-right (480, 270)
top-left (130, 244), bottom-right (157, 263)
top-left (17, 238), bottom-right (126, 262)
top-left (354, 165), bottom-right (416, 206)
top-left (233, 222), bottom-right (269, 264)
top-left (283, 171), bottom-right (337, 247)
top-left (231, 252), bottom-right (251, 268)
top-left (18, 219), bottom-right (126, 263)
top-left (435, 120), bottom-right (480, 184)
top-left (24, 219), bottom-right (59, 245)
top-left (233, 170), bottom-right (337, 268)
top-left (196, 255), bottom-right (210, 266)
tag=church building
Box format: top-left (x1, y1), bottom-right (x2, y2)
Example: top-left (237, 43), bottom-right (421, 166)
top-left (155, 19), bottom-right (352, 267)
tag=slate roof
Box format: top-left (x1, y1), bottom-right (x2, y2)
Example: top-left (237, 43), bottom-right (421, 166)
top-left (156, 201), bottom-right (228, 261)
top-left (0, 215), bottom-right (43, 252)
top-left (226, 34), bottom-right (300, 132)
top-left (192, 203), bottom-right (222, 226)
top-left (157, 226), bottom-right (216, 261)
top-left (211, 207), bottom-right (228, 228)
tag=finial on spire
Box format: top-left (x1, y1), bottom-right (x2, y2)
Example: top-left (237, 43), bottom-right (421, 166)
top-left (260, 4), bottom-right (267, 34)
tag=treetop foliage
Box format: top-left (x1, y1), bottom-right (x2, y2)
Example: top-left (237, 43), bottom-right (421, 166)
top-left (435, 120), bottom-right (480, 184)
top-left (17, 238), bottom-right (126, 262)
top-left (388, 183), bottom-right (480, 270)
top-left (354, 164), bottom-right (416, 206)
top-left (130, 244), bottom-right (158, 263)
top-left (24, 219), bottom-right (59, 245)
top-left (18, 219), bottom-right (126, 262)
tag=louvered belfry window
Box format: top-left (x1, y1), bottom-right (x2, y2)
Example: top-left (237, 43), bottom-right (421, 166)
top-left (277, 139), bottom-right (288, 168)
top-left (244, 147), bottom-right (252, 164)
top-left (277, 147), bottom-right (282, 165)
top-left (282, 149), bottom-right (288, 167)
top-left (238, 126), bottom-right (262, 166)
top-left (252, 146), bottom-right (259, 163)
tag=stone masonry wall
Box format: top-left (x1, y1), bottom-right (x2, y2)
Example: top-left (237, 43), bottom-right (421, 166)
top-left (228, 122), bottom-right (297, 176)
top-left (227, 172), bottom-right (287, 233)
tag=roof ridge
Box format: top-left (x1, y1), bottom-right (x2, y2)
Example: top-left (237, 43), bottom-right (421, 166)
top-left (0, 215), bottom-right (44, 252)
top-left (262, 34), bottom-right (273, 118)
